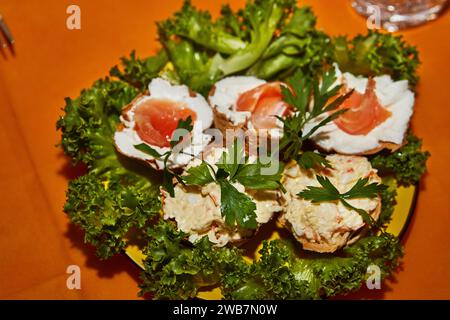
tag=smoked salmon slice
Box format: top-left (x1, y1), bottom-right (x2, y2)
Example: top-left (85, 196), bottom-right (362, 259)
top-left (134, 98), bottom-right (197, 148)
top-left (236, 82), bottom-right (291, 129)
top-left (334, 78), bottom-right (391, 135)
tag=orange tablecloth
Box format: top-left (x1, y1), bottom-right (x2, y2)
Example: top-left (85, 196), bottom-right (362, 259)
top-left (0, 0), bottom-right (449, 300)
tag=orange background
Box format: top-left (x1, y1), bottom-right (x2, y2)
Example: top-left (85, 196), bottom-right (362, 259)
top-left (0, 0), bottom-right (449, 300)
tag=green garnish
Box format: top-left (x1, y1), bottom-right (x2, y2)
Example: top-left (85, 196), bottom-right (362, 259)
top-left (222, 233), bottom-right (403, 300)
top-left (134, 144), bottom-right (162, 158)
top-left (333, 30), bottom-right (420, 88)
top-left (371, 133), bottom-right (430, 186)
top-left (157, 0), bottom-right (332, 94)
top-left (278, 68), bottom-right (351, 167)
top-left (182, 139), bottom-right (283, 229)
top-left (57, 79), bottom-right (160, 259)
top-left (182, 161), bottom-right (215, 186)
top-left (218, 179), bottom-right (258, 229)
top-left (296, 151), bottom-right (332, 170)
top-left (110, 50), bottom-right (169, 90)
top-left (298, 176), bottom-right (387, 225)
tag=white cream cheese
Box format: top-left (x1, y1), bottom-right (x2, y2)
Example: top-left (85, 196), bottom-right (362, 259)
top-left (209, 76), bottom-right (266, 126)
top-left (303, 65), bottom-right (415, 154)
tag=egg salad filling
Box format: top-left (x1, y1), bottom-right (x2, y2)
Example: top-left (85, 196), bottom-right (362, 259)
top-left (162, 148), bottom-right (282, 246)
top-left (281, 155), bottom-right (381, 252)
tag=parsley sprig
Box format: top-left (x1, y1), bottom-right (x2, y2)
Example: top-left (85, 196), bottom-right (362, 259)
top-left (134, 116), bottom-right (194, 197)
top-left (183, 139), bottom-right (283, 229)
top-left (279, 69), bottom-right (352, 169)
top-left (298, 176), bottom-right (387, 225)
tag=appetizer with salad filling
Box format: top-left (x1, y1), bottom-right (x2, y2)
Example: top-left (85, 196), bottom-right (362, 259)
top-left (162, 147), bottom-right (282, 247)
top-left (280, 155), bottom-right (382, 253)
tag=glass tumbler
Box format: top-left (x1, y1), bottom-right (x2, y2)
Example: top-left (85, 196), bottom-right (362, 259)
top-left (352, 0), bottom-right (448, 31)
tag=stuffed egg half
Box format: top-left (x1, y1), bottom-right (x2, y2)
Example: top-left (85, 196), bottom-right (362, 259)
top-left (208, 76), bottom-right (291, 138)
top-left (114, 78), bottom-right (213, 170)
top-left (304, 65), bottom-right (415, 155)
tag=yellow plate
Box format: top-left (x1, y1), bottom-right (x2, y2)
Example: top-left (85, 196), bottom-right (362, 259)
top-left (125, 184), bottom-right (417, 300)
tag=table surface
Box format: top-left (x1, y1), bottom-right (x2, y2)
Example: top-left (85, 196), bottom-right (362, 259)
top-left (0, 0), bottom-right (449, 300)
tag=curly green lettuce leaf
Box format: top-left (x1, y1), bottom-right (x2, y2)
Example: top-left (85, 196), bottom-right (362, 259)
top-left (65, 171), bottom-right (160, 259)
top-left (216, 4), bottom-right (250, 40)
top-left (139, 221), bottom-right (247, 300)
top-left (377, 178), bottom-right (398, 227)
top-left (248, 7), bottom-right (332, 80)
top-left (158, 33), bottom-right (221, 95)
top-left (223, 233), bottom-right (403, 299)
top-left (110, 50), bottom-right (168, 90)
top-left (57, 78), bottom-right (162, 259)
top-left (218, 0), bottom-right (296, 75)
top-left (56, 78), bottom-right (138, 169)
top-left (371, 133), bottom-right (430, 186)
top-left (156, 1), bottom-right (333, 92)
top-left (333, 30), bottom-right (420, 87)
top-left (158, 0), bottom-right (246, 55)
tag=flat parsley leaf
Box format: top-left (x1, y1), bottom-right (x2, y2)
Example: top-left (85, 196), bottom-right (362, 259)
top-left (298, 176), bottom-right (387, 225)
top-left (182, 139), bottom-right (283, 229)
top-left (183, 161), bottom-right (215, 186)
top-left (233, 162), bottom-right (283, 190)
top-left (217, 139), bottom-right (245, 179)
top-left (219, 139), bottom-right (283, 190)
top-left (134, 143), bottom-right (164, 158)
top-left (297, 151), bottom-right (331, 170)
top-left (341, 177), bottom-right (386, 200)
top-left (279, 69), bottom-right (350, 164)
top-left (219, 179), bottom-right (257, 229)
top-left (170, 116), bottom-right (194, 148)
